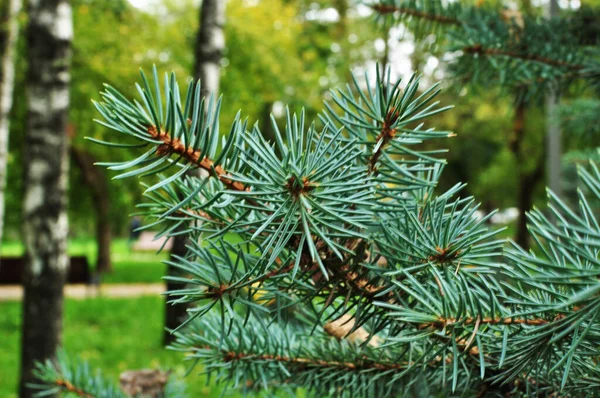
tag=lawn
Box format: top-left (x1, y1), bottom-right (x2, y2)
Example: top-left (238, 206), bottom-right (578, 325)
top-left (2, 238), bottom-right (167, 284)
top-left (0, 296), bottom-right (227, 397)
top-left (1, 222), bottom-right (516, 286)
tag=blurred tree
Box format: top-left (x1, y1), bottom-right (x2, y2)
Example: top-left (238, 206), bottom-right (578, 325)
top-left (66, 0), bottom-right (158, 273)
top-left (193, 0), bottom-right (224, 98)
top-left (545, 0), bottom-right (562, 201)
top-left (19, 1), bottom-right (73, 397)
top-left (0, 0), bottom-right (21, 247)
top-left (70, 145), bottom-right (112, 273)
top-left (3, 0), bottom-right (380, 245)
top-left (164, 0), bottom-right (225, 346)
top-left (68, 0), bottom-right (167, 241)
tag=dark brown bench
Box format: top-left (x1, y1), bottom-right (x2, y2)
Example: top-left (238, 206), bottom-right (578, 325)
top-left (0, 256), bottom-right (91, 285)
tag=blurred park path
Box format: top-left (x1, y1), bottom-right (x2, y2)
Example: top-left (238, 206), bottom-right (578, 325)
top-left (0, 283), bottom-right (164, 301)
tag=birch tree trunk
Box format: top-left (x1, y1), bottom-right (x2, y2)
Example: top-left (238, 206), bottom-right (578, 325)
top-left (0, 0), bottom-right (21, 247)
top-left (19, 1), bottom-right (72, 397)
top-left (164, 0), bottom-right (225, 345)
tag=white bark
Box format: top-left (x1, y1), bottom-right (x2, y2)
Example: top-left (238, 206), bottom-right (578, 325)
top-left (0, 0), bottom-right (22, 247)
top-left (22, 0), bottom-right (72, 278)
top-left (20, 1), bottom-right (72, 396)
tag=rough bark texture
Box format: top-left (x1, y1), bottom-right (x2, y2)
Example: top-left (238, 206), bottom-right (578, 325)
top-left (71, 146), bottom-right (112, 273)
top-left (19, 1), bottom-right (72, 397)
top-left (164, 0), bottom-right (225, 345)
top-left (0, 0), bottom-right (21, 247)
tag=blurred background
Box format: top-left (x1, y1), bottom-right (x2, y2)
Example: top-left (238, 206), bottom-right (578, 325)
top-left (0, 0), bottom-right (596, 396)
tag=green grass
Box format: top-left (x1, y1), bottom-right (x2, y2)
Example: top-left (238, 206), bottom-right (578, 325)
top-left (2, 233), bottom-right (248, 285)
top-left (2, 223), bottom-right (518, 286)
top-left (0, 296), bottom-right (227, 397)
top-left (2, 238), bottom-right (167, 284)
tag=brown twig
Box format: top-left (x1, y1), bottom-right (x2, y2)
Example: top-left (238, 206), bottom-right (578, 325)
top-left (368, 107), bottom-right (401, 173)
top-left (221, 349), bottom-right (409, 371)
top-left (463, 44), bottom-right (585, 71)
top-left (419, 316), bottom-right (551, 329)
top-left (55, 379), bottom-right (94, 398)
top-left (148, 126), bottom-right (248, 193)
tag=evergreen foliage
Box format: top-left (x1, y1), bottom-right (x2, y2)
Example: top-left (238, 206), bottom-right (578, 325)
top-left (31, 351), bottom-right (185, 398)
top-left (30, 62), bottom-right (600, 396)
top-left (31, 352), bottom-right (129, 398)
top-left (369, 0), bottom-right (600, 100)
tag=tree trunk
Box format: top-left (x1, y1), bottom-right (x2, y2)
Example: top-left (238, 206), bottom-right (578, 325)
top-left (516, 163), bottom-right (544, 251)
top-left (510, 98), bottom-right (541, 250)
top-left (545, 0), bottom-right (562, 198)
top-left (70, 146), bottom-right (112, 273)
top-left (260, 101), bottom-right (276, 143)
top-left (164, 0), bottom-right (225, 345)
top-left (0, 0), bottom-right (21, 248)
top-left (19, 1), bottom-right (72, 397)
top-left (193, 0), bottom-right (225, 99)
top-left (164, 231), bottom-right (188, 343)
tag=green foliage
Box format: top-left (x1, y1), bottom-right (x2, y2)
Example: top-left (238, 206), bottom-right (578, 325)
top-left (429, 92), bottom-right (516, 208)
top-left (31, 352), bottom-right (130, 398)
top-left (28, 66), bottom-right (600, 396)
top-left (559, 99), bottom-right (600, 147)
top-left (31, 352), bottom-right (188, 398)
top-left (367, 0), bottom-right (600, 239)
top-left (5, 0), bottom-right (379, 239)
top-left (0, 297), bottom-right (225, 398)
top-left (170, 311), bottom-right (422, 396)
top-left (501, 163), bottom-right (600, 392)
top-left (140, 70), bottom-right (600, 394)
top-left (23, 3), bottom-right (600, 393)
top-left (369, 0), bottom-right (600, 99)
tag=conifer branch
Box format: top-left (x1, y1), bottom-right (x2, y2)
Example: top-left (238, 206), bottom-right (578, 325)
top-left (463, 44), bottom-right (585, 71)
top-left (368, 107), bottom-right (401, 173)
top-left (370, 0), bottom-right (593, 93)
top-left (420, 316), bottom-right (552, 329)
top-left (147, 125), bottom-right (248, 192)
top-left (31, 352), bottom-right (130, 398)
top-left (52, 380), bottom-right (94, 398)
top-left (88, 67), bottom-right (600, 395)
top-left (219, 349), bottom-right (410, 372)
